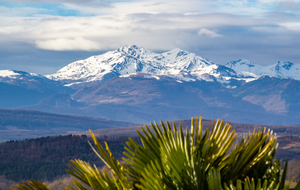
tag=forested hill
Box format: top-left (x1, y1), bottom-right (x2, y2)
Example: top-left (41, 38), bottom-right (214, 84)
top-left (0, 134), bottom-right (139, 182)
top-left (2, 120), bottom-right (300, 183)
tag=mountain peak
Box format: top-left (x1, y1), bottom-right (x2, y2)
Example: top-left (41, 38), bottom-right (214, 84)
top-left (276, 61), bottom-right (294, 70)
top-left (0, 70), bottom-right (20, 78)
top-left (168, 48), bottom-right (188, 54)
top-left (226, 59), bottom-right (256, 68)
top-left (0, 69), bottom-right (42, 78)
top-left (46, 45), bottom-right (229, 87)
top-left (117, 45), bottom-right (140, 52)
top-left (45, 45), bottom-right (300, 88)
top-left (225, 59), bottom-right (263, 79)
top-left (116, 45), bottom-right (154, 58)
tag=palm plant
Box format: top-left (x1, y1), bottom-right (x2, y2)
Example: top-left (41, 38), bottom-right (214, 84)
top-left (11, 116), bottom-right (300, 190)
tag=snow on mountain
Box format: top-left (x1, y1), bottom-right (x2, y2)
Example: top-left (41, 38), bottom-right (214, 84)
top-left (46, 45), bottom-right (300, 88)
top-left (226, 59), bottom-right (300, 80)
top-left (0, 69), bottom-right (72, 93)
top-left (0, 70), bottom-right (22, 78)
top-left (46, 45), bottom-right (237, 87)
top-left (226, 59), bottom-right (264, 78)
top-left (272, 61), bottom-right (300, 80)
top-left (0, 70), bottom-right (47, 84)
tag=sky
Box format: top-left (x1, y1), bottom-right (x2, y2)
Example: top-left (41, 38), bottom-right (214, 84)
top-left (0, 0), bottom-right (300, 75)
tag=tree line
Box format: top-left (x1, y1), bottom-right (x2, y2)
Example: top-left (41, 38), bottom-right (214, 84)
top-left (0, 134), bottom-right (139, 182)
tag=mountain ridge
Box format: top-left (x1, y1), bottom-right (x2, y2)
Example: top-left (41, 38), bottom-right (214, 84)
top-left (0, 69), bottom-right (75, 108)
top-left (2, 46), bottom-right (299, 89)
top-left (45, 45), bottom-right (300, 88)
top-left (0, 108), bottom-right (141, 141)
top-left (226, 59), bottom-right (300, 80)
top-left (1, 45), bottom-right (300, 125)
top-left (46, 45), bottom-right (229, 88)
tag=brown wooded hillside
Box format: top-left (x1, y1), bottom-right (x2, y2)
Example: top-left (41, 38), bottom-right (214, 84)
top-left (0, 134), bottom-right (139, 182)
top-left (1, 117), bottom-right (300, 184)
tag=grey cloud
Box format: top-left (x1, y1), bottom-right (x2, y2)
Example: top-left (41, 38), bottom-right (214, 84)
top-left (188, 24), bottom-right (300, 65)
top-left (1, 7), bottom-right (300, 74)
top-left (277, 0), bottom-right (300, 12)
top-left (123, 12), bottom-right (300, 65)
top-left (0, 42), bottom-right (104, 75)
top-left (143, 2), bottom-right (166, 7)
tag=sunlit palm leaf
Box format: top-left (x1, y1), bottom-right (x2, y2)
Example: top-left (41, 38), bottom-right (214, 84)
top-left (66, 129), bottom-right (132, 190)
top-left (66, 159), bottom-right (118, 190)
top-left (12, 116), bottom-right (300, 190)
top-left (11, 180), bottom-right (51, 190)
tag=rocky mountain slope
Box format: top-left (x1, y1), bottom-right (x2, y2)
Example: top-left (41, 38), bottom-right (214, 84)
top-left (1, 45), bottom-right (300, 125)
top-left (46, 45), bottom-right (239, 88)
top-left (20, 73), bottom-right (299, 125)
top-left (46, 45), bottom-right (300, 89)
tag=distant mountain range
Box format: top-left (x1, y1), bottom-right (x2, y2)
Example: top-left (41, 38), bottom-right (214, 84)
top-left (1, 45), bottom-right (300, 125)
top-left (46, 45), bottom-right (300, 88)
top-left (226, 59), bottom-right (300, 80)
top-left (0, 70), bottom-right (75, 108)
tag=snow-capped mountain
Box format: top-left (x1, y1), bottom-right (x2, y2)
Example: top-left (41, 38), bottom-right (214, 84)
top-left (226, 59), bottom-right (300, 80)
top-left (46, 45), bottom-right (300, 88)
top-left (46, 45), bottom-right (237, 88)
top-left (1, 46), bottom-right (300, 125)
top-left (0, 69), bottom-right (69, 92)
top-left (0, 69), bottom-right (75, 108)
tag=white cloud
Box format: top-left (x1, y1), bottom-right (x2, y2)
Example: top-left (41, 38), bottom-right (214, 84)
top-left (0, 13), bottom-right (262, 51)
top-left (198, 28), bottom-right (222, 38)
top-left (2, 0), bottom-right (300, 17)
top-left (279, 22), bottom-right (300, 31)
top-left (0, 0), bottom-right (299, 68)
top-left (60, 1), bottom-right (212, 16)
top-left (35, 37), bottom-right (101, 51)
top-left (62, 0), bottom-right (271, 16)
top-left (257, 0), bottom-right (300, 3)
top-left (0, 10), bottom-right (297, 52)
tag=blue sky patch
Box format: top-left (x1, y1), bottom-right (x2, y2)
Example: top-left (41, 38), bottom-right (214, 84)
top-left (0, 1), bottom-right (91, 17)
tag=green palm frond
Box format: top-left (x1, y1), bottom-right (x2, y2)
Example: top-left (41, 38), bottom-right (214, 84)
top-left (123, 116), bottom-right (281, 189)
top-left (11, 180), bottom-right (51, 190)
top-left (12, 116), bottom-right (300, 190)
top-left (207, 168), bottom-right (223, 190)
top-left (219, 127), bottom-right (278, 185)
top-left (122, 121), bottom-right (166, 183)
top-left (212, 160), bottom-right (294, 190)
top-left (65, 159), bottom-right (118, 190)
top-left (66, 129), bottom-right (132, 190)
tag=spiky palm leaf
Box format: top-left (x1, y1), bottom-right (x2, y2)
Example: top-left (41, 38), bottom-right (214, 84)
top-left (11, 180), bottom-right (50, 190)
top-left (123, 117), bottom-right (280, 189)
top-left (12, 116), bottom-right (300, 190)
top-left (65, 129), bottom-right (133, 190)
